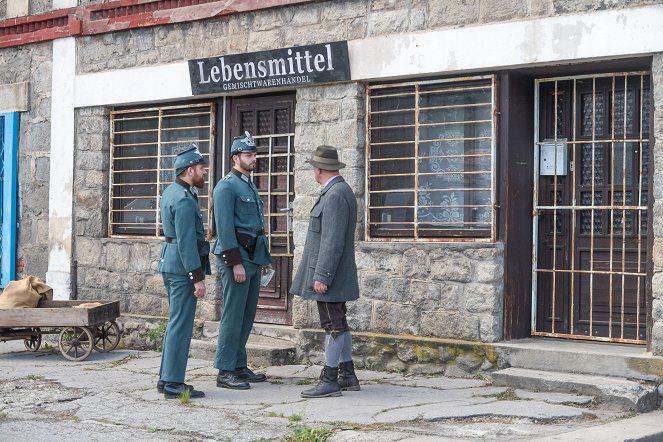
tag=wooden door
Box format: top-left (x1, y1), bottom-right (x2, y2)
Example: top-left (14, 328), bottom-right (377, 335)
top-left (534, 73), bottom-right (650, 343)
top-left (225, 93), bottom-right (296, 325)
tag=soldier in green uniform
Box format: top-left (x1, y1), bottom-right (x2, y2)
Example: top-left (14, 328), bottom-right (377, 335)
top-left (156, 144), bottom-right (211, 399)
top-left (213, 132), bottom-right (272, 390)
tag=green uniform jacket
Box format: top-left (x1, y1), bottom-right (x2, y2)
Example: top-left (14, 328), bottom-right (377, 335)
top-left (157, 179), bottom-right (211, 281)
top-left (212, 169), bottom-right (271, 267)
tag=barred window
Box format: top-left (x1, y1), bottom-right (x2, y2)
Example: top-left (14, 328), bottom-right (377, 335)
top-left (109, 103), bottom-right (214, 237)
top-left (366, 76), bottom-right (496, 240)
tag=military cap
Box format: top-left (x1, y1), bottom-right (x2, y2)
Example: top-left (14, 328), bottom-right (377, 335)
top-left (174, 144), bottom-right (206, 176)
top-left (230, 131), bottom-right (257, 156)
top-left (306, 145), bottom-right (346, 170)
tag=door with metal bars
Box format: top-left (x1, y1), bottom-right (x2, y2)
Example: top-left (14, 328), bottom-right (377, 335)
top-left (223, 94), bottom-right (296, 325)
top-left (533, 72), bottom-right (650, 343)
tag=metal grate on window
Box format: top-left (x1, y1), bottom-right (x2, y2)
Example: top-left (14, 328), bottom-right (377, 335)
top-left (366, 76), bottom-right (496, 241)
top-left (109, 103), bottom-right (215, 237)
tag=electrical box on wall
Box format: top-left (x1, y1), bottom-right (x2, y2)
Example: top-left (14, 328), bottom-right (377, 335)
top-left (539, 141), bottom-right (568, 176)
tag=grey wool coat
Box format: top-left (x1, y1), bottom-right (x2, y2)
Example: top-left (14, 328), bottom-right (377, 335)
top-left (290, 176), bottom-right (359, 302)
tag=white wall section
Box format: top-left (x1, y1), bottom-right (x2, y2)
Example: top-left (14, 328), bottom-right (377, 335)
top-left (348, 5), bottom-right (663, 80)
top-left (74, 62), bottom-right (193, 107)
top-left (47, 37), bottom-right (76, 300)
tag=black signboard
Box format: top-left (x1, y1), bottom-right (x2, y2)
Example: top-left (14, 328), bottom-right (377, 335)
top-left (188, 41), bottom-right (351, 95)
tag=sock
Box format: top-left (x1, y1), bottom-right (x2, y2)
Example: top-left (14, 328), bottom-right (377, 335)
top-left (324, 332), bottom-right (344, 367)
top-left (340, 332), bottom-right (353, 363)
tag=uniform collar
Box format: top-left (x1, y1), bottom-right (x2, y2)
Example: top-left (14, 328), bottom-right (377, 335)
top-left (231, 168), bottom-right (251, 183)
top-left (175, 178), bottom-right (191, 190)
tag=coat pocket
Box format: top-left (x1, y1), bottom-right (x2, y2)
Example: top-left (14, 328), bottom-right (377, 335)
top-left (309, 205), bottom-right (322, 233)
top-left (236, 194), bottom-right (256, 215)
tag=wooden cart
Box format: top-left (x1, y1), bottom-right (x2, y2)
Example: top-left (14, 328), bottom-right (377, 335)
top-left (0, 300), bottom-right (121, 361)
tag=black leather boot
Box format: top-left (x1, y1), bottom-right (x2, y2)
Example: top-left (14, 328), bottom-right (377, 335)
top-left (338, 360), bottom-right (360, 391)
top-left (163, 382), bottom-right (205, 399)
top-left (234, 367), bottom-right (267, 382)
top-left (300, 366), bottom-right (342, 398)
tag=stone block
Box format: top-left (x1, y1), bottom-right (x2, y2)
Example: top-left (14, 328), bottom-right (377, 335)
top-left (408, 7), bottom-right (426, 31)
top-left (309, 101), bottom-right (341, 123)
top-left (653, 323), bottom-right (663, 356)
top-left (463, 247), bottom-right (502, 260)
top-left (144, 274), bottom-right (165, 295)
top-left (396, 342), bottom-right (416, 362)
top-left (291, 6), bottom-right (321, 26)
top-left (456, 352), bottom-right (484, 372)
top-left (440, 282), bottom-right (463, 309)
top-left (465, 283), bottom-right (500, 313)
top-left (326, 120), bottom-right (361, 148)
top-left (652, 299), bottom-right (663, 322)
top-left (130, 242), bottom-right (153, 273)
top-left (324, 83), bottom-right (361, 100)
top-left (474, 261), bottom-right (504, 283)
top-left (361, 271), bottom-right (389, 300)
top-left (368, 9), bottom-right (409, 36)
top-left (347, 299), bottom-right (373, 331)
top-left (654, 239), bottom-right (663, 269)
top-left (77, 151), bottom-right (108, 171)
top-left (403, 248), bottom-right (429, 278)
top-left (479, 315), bottom-right (502, 342)
top-left (480, 0), bottom-right (527, 22)
top-left (373, 301), bottom-right (419, 334)
top-left (84, 268), bottom-right (111, 289)
top-left (388, 277), bottom-right (410, 303)
top-left (410, 280), bottom-right (440, 309)
top-left (75, 190), bottom-right (102, 209)
top-left (76, 238), bottom-right (102, 267)
top-left (293, 297), bottom-right (315, 328)
top-left (371, 0), bottom-right (406, 10)
top-left (430, 257), bottom-right (473, 283)
top-left (429, 0), bottom-right (479, 28)
top-left (247, 29), bottom-right (284, 51)
top-left (420, 311), bottom-right (479, 340)
top-left (347, 17), bottom-right (368, 40)
top-left (341, 96), bottom-right (364, 122)
top-left (322, 2), bottom-right (368, 21)
top-left (125, 293), bottom-right (162, 316)
top-left (252, 8), bottom-right (287, 31)
top-left (653, 271), bottom-right (663, 299)
top-left (104, 242), bottom-right (130, 272)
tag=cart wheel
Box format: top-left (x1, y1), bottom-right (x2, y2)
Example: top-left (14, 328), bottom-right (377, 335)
top-left (58, 326), bottom-right (94, 361)
top-left (24, 328), bottom-right (42, 352)
top-left (93, 320), bottom-right (121, 352)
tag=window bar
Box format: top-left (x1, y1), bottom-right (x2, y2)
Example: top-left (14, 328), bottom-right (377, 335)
top-left (286, 134), bottom-right (293, 255)
top-left (155, 109), bottom-right (163, 237)
top-left (620, 75), bottom-right (629, 340)
top-left (589, 77), bottom-right (597, 337)
top-left (532, 79), bottom-right (541, 336)
top-left (636, 75), bottom-right (645, 339)
top-left (608, 76), bottom-right (616, 338)
top-left (551, 80), bottom-right (559, 335)
top-left (108, 116), bottom-right (116, 237)
top-left (569, 78), bottom-right (578, 335)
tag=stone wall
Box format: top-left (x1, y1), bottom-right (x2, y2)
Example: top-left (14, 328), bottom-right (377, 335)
top-left (72, 107), bottom-right (219, 318)
top-left (75, 0), bottom-right (663, 75)
top-left (650, 53), bottom-right (663, 355)
top-left (30, 0), bottom-right (51, 15)
top-left (0, 43), bottom-right (52, 279)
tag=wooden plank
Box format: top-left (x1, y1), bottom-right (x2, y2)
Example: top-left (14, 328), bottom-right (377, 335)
top-left (0, 300), bottom-right (120, 328)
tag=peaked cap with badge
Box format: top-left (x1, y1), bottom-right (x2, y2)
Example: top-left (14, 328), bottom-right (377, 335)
top-left (175, 144), bottom-right (207, 176)
top-left (306, 145), bottom-right (346, 170)
top-left (230, 131), bottom-right (257, 156)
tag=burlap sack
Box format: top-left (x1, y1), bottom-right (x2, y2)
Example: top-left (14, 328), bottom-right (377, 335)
top-left (0, 276), bottom-right (54, 309)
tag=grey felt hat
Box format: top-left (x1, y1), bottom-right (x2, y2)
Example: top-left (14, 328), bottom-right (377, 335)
top-left (306, 145), bottom-right (346, 170)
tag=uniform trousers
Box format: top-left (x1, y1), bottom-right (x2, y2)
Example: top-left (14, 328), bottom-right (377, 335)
top-left (160, 272), bottom-right (197, 383)
top-left (214, 260), bottom-right (261, 371)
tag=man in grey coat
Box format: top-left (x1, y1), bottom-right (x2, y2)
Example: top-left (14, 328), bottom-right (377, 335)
top-left (290, 145), bottom-right (360, 398)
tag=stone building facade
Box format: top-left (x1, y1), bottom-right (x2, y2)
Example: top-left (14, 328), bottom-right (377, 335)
top-left (2, 0), bottom-right (663, 368)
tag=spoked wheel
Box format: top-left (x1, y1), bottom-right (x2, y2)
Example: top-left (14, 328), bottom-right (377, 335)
top-left (58, 326), bottom-right (94, 361)
top-left (93, 320), bottom-right (121, 352)
top-left (23, 327), bottom-right (42, 352)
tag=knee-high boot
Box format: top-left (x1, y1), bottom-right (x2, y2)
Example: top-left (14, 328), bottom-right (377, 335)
top-left (338, 360), bottom-right (360, 391)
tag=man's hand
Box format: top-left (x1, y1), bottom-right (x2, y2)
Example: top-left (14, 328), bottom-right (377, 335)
top-left (193, 280), bottom-right (206, 298)
top-left (313, 280), bottom-right (328, 294)
top-left (233, 263), bottom-right (246, 283)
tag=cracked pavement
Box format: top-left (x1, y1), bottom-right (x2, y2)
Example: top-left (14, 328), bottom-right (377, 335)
top-left (0, 340), bottom-right (661, 441)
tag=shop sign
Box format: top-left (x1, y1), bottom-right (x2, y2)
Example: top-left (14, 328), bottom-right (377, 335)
top-left (188, 41), bottom-right (350, 94)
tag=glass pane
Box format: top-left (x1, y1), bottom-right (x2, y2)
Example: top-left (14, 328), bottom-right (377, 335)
top-left (612, 142), bottom-right (634, 186)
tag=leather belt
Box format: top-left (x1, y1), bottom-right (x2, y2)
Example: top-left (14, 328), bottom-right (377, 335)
top-left (165, 237), bottom-right (177, 244)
